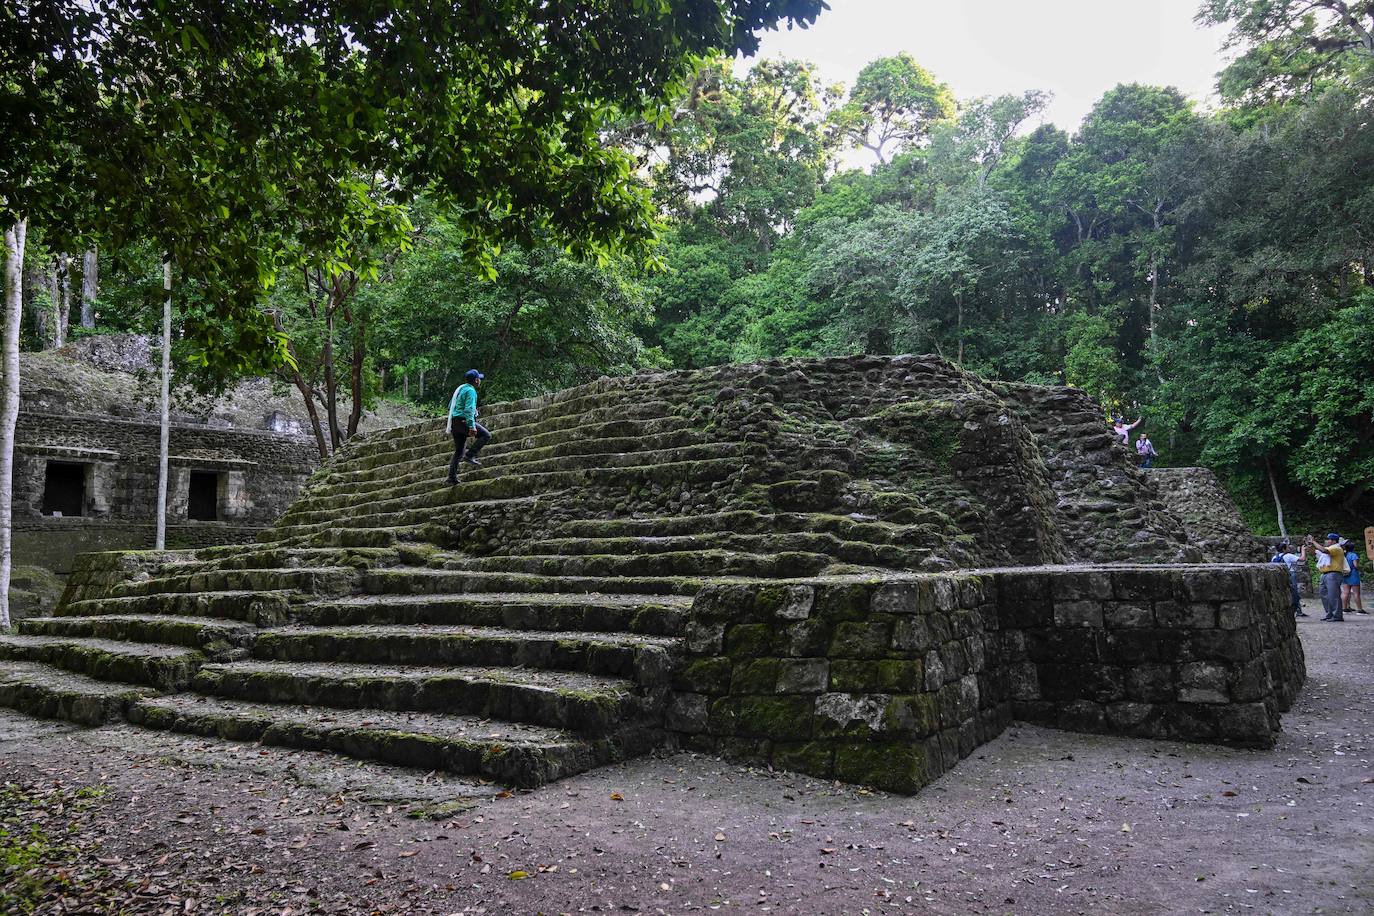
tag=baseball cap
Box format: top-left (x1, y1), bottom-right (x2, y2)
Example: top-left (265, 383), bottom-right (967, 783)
top-left (465, 369), bottom-right (484, 381)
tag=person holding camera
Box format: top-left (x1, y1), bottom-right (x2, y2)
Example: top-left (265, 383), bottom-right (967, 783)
top-left (1307, 533), bottom-right (1348, 622)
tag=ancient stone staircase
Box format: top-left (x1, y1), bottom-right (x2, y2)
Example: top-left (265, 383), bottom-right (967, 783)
top-left (0, 356), bottom-right (1214, 788)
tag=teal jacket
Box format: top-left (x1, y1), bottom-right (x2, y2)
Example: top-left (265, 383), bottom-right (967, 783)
top-left (447, 383), bottom-right (477, 429)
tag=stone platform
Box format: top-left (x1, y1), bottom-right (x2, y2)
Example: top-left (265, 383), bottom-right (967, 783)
top-left (0, 355), bottom-right (1306, 792)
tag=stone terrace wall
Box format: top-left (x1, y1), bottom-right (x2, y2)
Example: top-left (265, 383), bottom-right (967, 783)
top-left (670, 564), bottom-right (1304, 794)
top-left (1150, 468), bottom-right (1265, 562)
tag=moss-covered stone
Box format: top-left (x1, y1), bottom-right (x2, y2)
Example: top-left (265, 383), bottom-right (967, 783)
top-left (734, 696), bottom-right (813, 741)
top-left (833, 741), bottom-right (934, 795)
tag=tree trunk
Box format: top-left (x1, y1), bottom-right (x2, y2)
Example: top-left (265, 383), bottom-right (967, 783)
top-left (268, 310), bottom-right (330, 460)
top-left (323, 308), bottom-right (341, 450)
top-left (0, 220), bottom-right (27, 628)
top-left (54, 253), bottom-right (71, 348)
top-left (346, 310), bottom-right (366, 440)
top-left (955, 292), bottom-right (964, 364)
top-left (418, 368), bottom-right (425, 400)
top-left (1266, 456), bottom-right (1288, 540)
top-left (28, 267), bottom-right (52, 347)
top-left (403, 372), bottom-right (408, 399)
top-left (1147, 208), bottom-right (1166, 385)
top-left (155, 258), bottom-right (172, 551)
top-left (80, 246), bottom-right (97, 329)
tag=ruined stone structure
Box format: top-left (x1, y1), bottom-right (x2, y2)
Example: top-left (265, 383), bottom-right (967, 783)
top-left (9, 338), bottom-right (406, 577)
top-left (14, 411), bottom-right (317, 573)
top-left (0, 356), bottom-right (1306, 793)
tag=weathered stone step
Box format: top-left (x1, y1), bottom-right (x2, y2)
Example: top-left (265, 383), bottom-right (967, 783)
top-left (300, 592), bottom-right (690, 635)
top-left (280, 457), bottom-right (740, 528)
top-left (0, 634), bottom-right (204, 690)
top-left (0, 661), bottom-right (152, 725)
top-left (56, 590), bottom-right (297, 626)
top-left (110, 566), bottom-right (357, 599)
top-left (19, 614), bottom-right (257, 650)
top-left (193, 661), bottom-right (659, 736)
top-left (127, 695), bottom-right (653, 787)
top-left (298, 441), bottom-right (752, 515)
top-left (333, 400), bottom-right (680, 469)
top-left (546, 510), bottom-right (911, 544)
top-left (251, 625), bottom-right (677, 684)
top-left (439, 549), bottom-right (834, 579)
top-left (326, 414), bottom-right (700, 486)
top-left (264, 496), bottom-right (550, 543)
top-left (322, 424), bottom-right (711, 492)
top-left (186, 546), bottom-right (396, 572)
top-left (363, 567), bottom-right (710, 598)
top-left (514, 532), bottom-right (908, 568)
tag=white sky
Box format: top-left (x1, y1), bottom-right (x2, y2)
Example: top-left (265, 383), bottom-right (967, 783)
top-left (747, 0), bottom-right (1231, 137)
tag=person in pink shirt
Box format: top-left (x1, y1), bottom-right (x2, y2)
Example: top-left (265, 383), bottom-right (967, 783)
top-left (1112, 415), bottom-right (1141, 444)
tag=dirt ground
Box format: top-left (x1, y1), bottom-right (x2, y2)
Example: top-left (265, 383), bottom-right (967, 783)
top-left (4, 596), bottom-right (1372, 915)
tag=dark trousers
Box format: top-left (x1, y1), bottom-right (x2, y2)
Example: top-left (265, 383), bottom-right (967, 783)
top-left (448, 420), bottom-right (490, 480)
top-left (1321, 571), bottom-right (1344, 619)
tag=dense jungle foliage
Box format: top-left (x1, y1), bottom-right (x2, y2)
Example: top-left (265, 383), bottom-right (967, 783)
top-left (9, 0), bottom-right (1374, 534)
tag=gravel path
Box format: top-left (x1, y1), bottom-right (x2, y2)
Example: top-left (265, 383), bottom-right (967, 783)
top-left (3, 597), bottom-right (1372, 914)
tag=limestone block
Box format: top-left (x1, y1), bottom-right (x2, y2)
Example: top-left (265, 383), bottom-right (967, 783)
top-left (1179, 661), bottom-right (1228, 704)
top-left (1104, 601), bottom-right (1154, 628)
top-left (666, 693), bottom-right (710, 733)
top-left (731, 659), bottom-right (781, 693)
top-left (1057, 699), bottom-right (1106, 732)
top-left (1125, 664), bottom-right (1176, 703)
top-left (1156, 600), bottom-right (1216, 628)
top-left (770, 741), bottom-right (835, 777)
top-left (872, 581), bottom-right (931, 616)
top-left (724, 623), bottom-right (773, 657)
top-left (814, 692), bottom-right (889, 738)
top-left (957, 674), bottom-right (980, 720)
top-left (684, 621), bottom-right (726, 655)
top-left (776, 585), bottom-right (815, 620)
top-left (775, 658), bottom-right (829, 694)
top-left (1052, 571), bottom-right (1114, 601)
top-left (734, 696), bottom-right (814, 740)
top-left (1217, 601), bottom-right (1252, 630)
top-left (1006, 662), bottom-right (1039, 699)
top-left (958, 577), bottom-right (987, 608)
top-left (781, 620), bottom-right (829, 657)
top-left (833, 742), bottom-right (933, 795)
top-left (1105, 701), bottom-right (1158, 734)
top-left (1112, 569), bottom-right (1182, 601)
top-left (1054, 599), bottom-right (1104, 628)
top-left (1183, 569), bottom-right (1247, 602)
top-left (827, 621), bottom-right (890, 659)
top-left (881, 694), bottom-right (939, 737)
top-left (891, 616), bottom-right (933, 653)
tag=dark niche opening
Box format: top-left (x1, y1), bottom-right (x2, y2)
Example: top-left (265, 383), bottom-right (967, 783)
top-left (42, 461), bottom-right (87, 517)
top-left (187, 471), bottom-right (222, 522)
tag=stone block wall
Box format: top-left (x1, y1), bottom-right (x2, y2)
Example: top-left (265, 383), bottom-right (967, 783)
top-left (12, 410), bottom-right (316, 569)
top-left (669, 574), bottom-right (1010, 793)
top-left (996, 566), bottom-right (1304, 745)
top-left (670, 564), bottom-right (1305, 794)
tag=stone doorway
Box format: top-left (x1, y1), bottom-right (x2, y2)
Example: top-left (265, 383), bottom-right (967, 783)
top-left (41, 461), bottom-right (87, 517)
top-left (187, 471), bottom-right (222, 522)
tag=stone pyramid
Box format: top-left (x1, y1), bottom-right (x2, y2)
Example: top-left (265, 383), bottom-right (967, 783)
top-left (0, 356), bottom-right (1305, 792)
